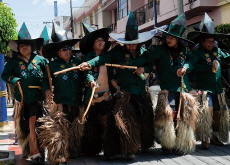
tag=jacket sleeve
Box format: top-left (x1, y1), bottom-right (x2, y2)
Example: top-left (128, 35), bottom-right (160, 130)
top-left (1, 60), bottom-right (21, 85)
top-left (219, 48), bottom-right (230, 63)
top-left (183, 51), bottom-right (201, 71)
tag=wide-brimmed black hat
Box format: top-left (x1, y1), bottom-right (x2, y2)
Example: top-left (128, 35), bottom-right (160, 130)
top-left (42, 39), bottom-right (80, 59)
top-left (42, 22), bottom-right (80, 59)
top-left (154, 13), bottom-right (194, 45)
top-left (109, 11), bottom-right (155, 44)
top-left (187, 13), bottom-right (226, 43)
top-left (8, 22), bottom-right (44, 52)
top-left (79, 23), bottom-right (112, 55)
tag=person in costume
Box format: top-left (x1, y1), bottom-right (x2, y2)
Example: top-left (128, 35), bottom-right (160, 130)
top-left (79, 23), bottom-right (121, 158)
top-left (177, 13), bottom-right (230, 149)
top-left (78, 11), bottom-right (155, 159)
top-left (1, 23), bottom-right (47, 164)
top-left (41, 37), bottom-right (82, 165)
top-left (109, 13), bottom-right (198, 155)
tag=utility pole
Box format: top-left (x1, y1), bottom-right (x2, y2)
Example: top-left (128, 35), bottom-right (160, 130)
top-left (70, 0), bottom-right (74, 38)
top-left (153, 0), bottom-right (157, 27)
top-left (177, 0), bottom-right (184, 15)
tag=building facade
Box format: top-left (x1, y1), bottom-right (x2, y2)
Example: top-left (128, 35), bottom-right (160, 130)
top-left (72, 0), bottom-right (230, 39)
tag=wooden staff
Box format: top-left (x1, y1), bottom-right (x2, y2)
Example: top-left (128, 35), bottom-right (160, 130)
top-left (175, 74), bottom-right (184, 130)
top-left (28, 86), bottom-right (40, 89)
top-left (46, 65), bottom-right (53, 91)
top-left (105, 63), bottom-right (137, 69)
top-left (53, 66), bottom-right (91, 76)
top-left (16, 82), bottom-right (23, 119)
top-left (81, 86), bottom-right (96, 122)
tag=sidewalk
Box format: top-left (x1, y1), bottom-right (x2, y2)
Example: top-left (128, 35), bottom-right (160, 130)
top-left (1, 107), bottom-right (230, 165)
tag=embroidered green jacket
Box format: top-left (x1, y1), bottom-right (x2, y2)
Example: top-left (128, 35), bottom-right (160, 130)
top-left (87, 45), bottom-right (153, 95)
top-left (42, 56), bottom-right (83, 106)
top-left (183, 46), bottom-right (230, 94)
top-left (1, 53), bottom-right (47, 103)
top-left (125, 44), bottom-right (192, 93)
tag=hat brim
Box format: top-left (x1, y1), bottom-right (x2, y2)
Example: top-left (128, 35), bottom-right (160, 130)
top-left (8, 38), bottom-right (44, 52)
top-left (187, 31), bottom-right (226, 43)
top-left (42, 39), bottom-right (80, 59)
top-left (109, 30), bottom-right (155, 44)
top-left (154, 27), bottom-right (194, 45)
top-left (80, 28), bottom-right (112, 55)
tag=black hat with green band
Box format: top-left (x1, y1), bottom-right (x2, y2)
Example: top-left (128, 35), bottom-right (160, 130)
top-left (154, 13), bottom-right (194, 44)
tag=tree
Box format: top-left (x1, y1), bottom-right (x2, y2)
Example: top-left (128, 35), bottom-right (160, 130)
top-left (215, 24), bottom-right (230, 50)
top-left (0, 2), bottom-right (17, 54)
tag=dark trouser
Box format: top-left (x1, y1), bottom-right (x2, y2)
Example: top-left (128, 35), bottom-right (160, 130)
top-left (81, 100), bottom-right (112, 156)
top-left (62, 103), bottom-right (79, 124)
top-left (129, 94), bottom-right (154, 151)
top-left (168, 91), bottom-right (180, 119)
top-left (19, 101), bottom-right (44, 158)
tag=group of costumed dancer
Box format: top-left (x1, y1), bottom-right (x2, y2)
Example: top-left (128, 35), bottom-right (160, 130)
top-left (1, 11), bottom-right (229, 165)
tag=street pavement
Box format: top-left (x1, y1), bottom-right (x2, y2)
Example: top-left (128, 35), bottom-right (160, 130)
top-left (1, 108), bottom-right (230, 165)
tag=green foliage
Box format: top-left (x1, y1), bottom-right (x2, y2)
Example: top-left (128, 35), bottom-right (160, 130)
top-left (215, 24), bottom-right (230, 48)
top-left (0, 2), bottom-right (18, 54)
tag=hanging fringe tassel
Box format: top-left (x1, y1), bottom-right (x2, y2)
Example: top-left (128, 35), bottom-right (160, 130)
top-left (175, 92), bottom-right (198, 154)
top-left (155, 90), bottom-right (176, 149)
top-left (37, 103), bottom-right (69, 165)
top-left (68, 105), bottom-right (85, 158)
top-left (174, 121), bottom-right (195, 154)
top-left (195, 91), bottom-right (212, 142)
top-left (218, 92), bottom-right (229, 142)
top-left (113, 91), bottom-right (141, 155)
top-left (14, 101), bottom-right (30, 158)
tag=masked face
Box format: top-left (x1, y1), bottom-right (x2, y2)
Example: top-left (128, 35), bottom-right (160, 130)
top-left (202, 38), bottom-right (215, 51)
top-left (166, 35), bottom-right (178, 48)
top-left (57, 45), bottom-right (72, 62)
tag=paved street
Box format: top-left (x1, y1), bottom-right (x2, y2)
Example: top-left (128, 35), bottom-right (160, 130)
top-left (1, 108), bottom-right (230, 165)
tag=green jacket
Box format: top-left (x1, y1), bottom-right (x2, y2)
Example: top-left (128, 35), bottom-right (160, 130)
top-left (87, 45), bottom-right (153, 95)
top-left (126, 44), bottom-right (192, 93)
top-left (183, 46), bottom-right (230, 94)
top-left (1, 53), bottom-right (47, 103)
top-left (42, 56), bottom-right (83, 106)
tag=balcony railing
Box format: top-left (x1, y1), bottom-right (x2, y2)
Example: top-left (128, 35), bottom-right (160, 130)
top-left (107, 22), bottom-right (117, 32)
top-left (133, 1), bottom-right (156, 26)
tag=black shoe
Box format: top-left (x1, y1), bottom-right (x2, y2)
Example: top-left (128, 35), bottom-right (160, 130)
top-left (162, 147), bottom-right (171, 155)
top-left (173, 148), bottom-right (187, 156)
top-left (30, 157), bottom-right (43, 165)
top-left (125, 154), bottom-right (135, 160)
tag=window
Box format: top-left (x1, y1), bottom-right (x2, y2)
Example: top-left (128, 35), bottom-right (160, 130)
top-left (118, 0), bottom-right (128, 20)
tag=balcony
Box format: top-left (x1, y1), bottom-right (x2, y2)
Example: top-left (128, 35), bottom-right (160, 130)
top-left (107, 22), bottom-right (117, 32)
top-left (133, 1), bottom-right (155, 26)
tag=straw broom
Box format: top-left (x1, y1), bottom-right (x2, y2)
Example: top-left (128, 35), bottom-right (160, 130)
top-left (37, 65), bottom-right (69, 165)
top-left (14, 82), bottom-right (30, 158)
top-left (69, 86), bottom-right (96, 158)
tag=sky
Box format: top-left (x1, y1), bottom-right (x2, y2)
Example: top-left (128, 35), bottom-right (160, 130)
top-left (3, 0), bottom-right (84, 38)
